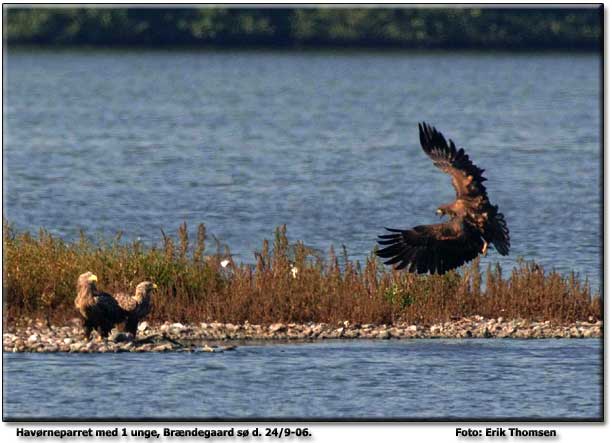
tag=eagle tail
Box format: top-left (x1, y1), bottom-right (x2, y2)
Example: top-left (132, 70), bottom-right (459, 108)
top-left (487, 207), bottom-right (510, 256)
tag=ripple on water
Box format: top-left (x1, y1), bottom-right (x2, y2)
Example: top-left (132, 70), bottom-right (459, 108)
top-left (2, 339), bottom-right (602, 420)
top-left (3, 51), bottom-right (602, 288)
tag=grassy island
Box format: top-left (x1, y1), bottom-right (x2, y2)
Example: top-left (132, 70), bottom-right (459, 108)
top-left (3, 222), bottom-right (601, 328)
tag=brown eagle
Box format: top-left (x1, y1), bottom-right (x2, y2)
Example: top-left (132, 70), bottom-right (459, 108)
top-left (112, 281), bottom-right (157, 337)
top-left (74, 272), bottom-right (128, 339)
top-left (376, 123), bottom-right (510, 274)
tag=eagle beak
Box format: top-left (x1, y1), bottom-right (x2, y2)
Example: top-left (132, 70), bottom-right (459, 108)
top-left (436, 209), bottom-right (443, 217)
top-left (153, 283), bottom-right (158, 289)
top-left (88, 274), bottom-right (98, 283)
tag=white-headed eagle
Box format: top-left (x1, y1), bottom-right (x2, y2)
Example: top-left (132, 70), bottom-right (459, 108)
top-left (112, 281), bottom-right (158, 337)
top-left (376, 123), bottom-right (510, 274)
top-left (74, 272), bottom-right (128, 339)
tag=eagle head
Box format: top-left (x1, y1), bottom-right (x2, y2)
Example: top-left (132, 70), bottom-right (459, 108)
top-left (77, 271), bottom-right (98, 288)
top-left (135, 281), bottom-right (158, 301)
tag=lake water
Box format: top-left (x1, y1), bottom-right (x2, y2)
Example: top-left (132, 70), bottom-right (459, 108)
top-left (3, 50), bottom-right (602, 287)
top-left (2, 50), bottom-right (602, 421)
top-left (2, 339), bottom-right (602, 420)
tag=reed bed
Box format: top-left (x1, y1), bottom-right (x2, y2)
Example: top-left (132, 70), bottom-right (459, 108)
top-left (3, 221), bottom-right (601, 327)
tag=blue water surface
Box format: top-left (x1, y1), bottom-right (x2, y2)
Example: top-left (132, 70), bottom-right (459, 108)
top-left (3, 339), bottom-right (602, 420)
top-left (3, 50), bottom-right (602, 287)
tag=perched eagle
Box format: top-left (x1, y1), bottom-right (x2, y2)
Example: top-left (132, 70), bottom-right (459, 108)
top-left (112, 281), bottom-right (157, 337)
top-left (376, 123), bottom-right (510, 274)
top-left (74, 272), bottom-right (128, 339)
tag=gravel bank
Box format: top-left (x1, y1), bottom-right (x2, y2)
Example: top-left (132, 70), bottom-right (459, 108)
top-left (3, 316), bottom-right (602, 353)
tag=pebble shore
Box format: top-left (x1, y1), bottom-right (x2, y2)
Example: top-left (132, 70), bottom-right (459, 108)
top-left (3, 316), bottom-right (602, 353)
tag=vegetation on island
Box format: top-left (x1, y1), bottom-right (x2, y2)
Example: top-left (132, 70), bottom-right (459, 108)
top-left (4, 7), bottom-right (601, 50)
top-left (3, 221), bottom-right (601, 327)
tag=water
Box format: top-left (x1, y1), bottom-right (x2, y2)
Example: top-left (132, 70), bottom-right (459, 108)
top-left (2, 339), bottom-right (602, 420)
top-left (3, 50), bottom-right (601, 287)
top-left (2, 51), bottom-right (602, 421)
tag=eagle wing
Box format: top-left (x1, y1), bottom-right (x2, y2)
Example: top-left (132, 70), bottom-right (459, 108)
top-left (376, 220), bottom-right (484, 274)
top-left (418, 122), bottom-right (488, 200)
top-left (112, 291), bottom-right (138, 313)
top-left (94, 290), bottom-right (128, 323)
top-left (419, 122), bottom-right (510, 256)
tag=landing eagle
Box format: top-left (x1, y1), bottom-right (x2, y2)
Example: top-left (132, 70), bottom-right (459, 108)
top-left (376, 123), bottom-right (510, 274)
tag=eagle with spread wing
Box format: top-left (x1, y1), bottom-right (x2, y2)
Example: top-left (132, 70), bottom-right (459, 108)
top-left (376, 123), bottom-right (510, 274)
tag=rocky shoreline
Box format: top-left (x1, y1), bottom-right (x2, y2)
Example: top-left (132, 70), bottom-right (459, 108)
top-left (3, 316), bottom-right (602, 353)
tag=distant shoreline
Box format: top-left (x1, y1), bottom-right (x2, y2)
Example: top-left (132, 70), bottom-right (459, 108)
top-left (4, 317), bottom-right (603, 353)
top-left (5, 44), bottom-right (600, 54)
top-left (5, 8), bottom-right (601, 51)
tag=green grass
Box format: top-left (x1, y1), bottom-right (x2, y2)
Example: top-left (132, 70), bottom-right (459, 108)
top-left (2, 220), bottom-right (601, 327)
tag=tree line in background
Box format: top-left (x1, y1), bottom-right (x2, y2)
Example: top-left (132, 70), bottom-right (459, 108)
top-left (4, 7), bottom-right (601, 50)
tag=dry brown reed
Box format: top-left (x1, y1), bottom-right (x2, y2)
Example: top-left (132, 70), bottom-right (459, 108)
top-left (2, 221), bottom-right (601, 327)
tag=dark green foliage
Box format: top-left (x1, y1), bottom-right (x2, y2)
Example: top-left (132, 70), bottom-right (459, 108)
top-left (2, 221), bottom-right (601, 327)
top-left (4, 7), bottom-right (601, 50)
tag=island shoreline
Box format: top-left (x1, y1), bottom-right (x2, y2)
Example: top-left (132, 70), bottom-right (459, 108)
top-left (3, 316), bottom-right (602, 353)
